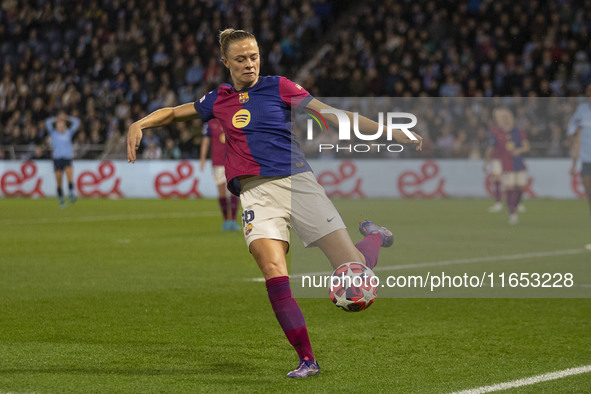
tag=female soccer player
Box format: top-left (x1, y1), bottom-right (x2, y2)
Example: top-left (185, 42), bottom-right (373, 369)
top-left (127, 29), bottom-right (422, 377)
top-left (46, 112), bottom-right (80, 208)
top-left (568, 83), bottom-right (591, 250)
top-left (200, 118), bottom-right (240, 231)
top-left (485, 108), bottom-right (529, 225)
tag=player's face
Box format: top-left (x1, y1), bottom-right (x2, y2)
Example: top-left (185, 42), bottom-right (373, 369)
top-left (223, 39), bottom-right (260, 90)
top-left (493, 109), bottom-right (514, 132)
top-left (56, 120), bottom-right (67, 133)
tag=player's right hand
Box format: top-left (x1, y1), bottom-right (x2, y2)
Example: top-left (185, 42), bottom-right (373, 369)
top-left (127, 123), bottom-right (143, 163)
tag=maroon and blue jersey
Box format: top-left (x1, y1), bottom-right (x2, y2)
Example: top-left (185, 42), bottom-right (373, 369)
top-left (489, 126), bottom-right (527, 172)
top-left (194, 75), bottom-right (313, 195)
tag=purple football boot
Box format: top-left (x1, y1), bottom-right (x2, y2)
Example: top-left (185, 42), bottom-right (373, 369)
top-left (359, 220), bottom-right (394, 247)
top-left (286, 358), bottom-right (321, 378)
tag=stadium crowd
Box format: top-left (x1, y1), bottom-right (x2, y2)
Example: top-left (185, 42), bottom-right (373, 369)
top-left (0, 0), bottom-right (589, 160)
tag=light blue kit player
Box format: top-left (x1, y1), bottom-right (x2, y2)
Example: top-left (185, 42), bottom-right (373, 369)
top-left (46, 113), bottom-right (80, 208)
top-left (567, 84), bottom-right (591, 250)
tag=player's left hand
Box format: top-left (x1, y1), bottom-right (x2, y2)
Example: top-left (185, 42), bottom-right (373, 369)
top-left (127, 123), bottom-right (143, 163)
top-left (392, 129), bottom-right (423, 151)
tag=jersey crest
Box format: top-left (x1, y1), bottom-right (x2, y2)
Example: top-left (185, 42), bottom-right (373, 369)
top-left (239, 92), bottom-right (249, 104)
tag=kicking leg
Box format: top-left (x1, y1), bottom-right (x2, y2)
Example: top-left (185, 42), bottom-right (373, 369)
top-left (250, 239), bottom-right (319, 377)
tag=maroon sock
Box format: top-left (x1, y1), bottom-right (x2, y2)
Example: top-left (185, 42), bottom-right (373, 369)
top-left (266, 276), bottom-right (314, 361)
top-left (355, 233), bottom-right (382, 269)
top-left (218, 197), bottom-right (229, 220)
top-left (230, 195), bottom-right (239, 220)
top-left (506, 189), bottom-right (517, 214)
top-left (494, 180), bottom-right (502, 203)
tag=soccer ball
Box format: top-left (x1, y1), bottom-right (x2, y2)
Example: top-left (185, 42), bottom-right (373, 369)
top-left (328, 262), bottom-right (378, 312)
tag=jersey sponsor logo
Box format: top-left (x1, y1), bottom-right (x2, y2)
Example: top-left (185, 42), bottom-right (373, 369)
top-left (219, 133), bottom-right (225, 144)
top-left (505, 141), bottom-right (515, 151)
top-left (238, 92), bottom-right (249, 103)
top-left (232, 109), bottom-right (251, 128)
top-left (294, 83), bottom-right (303, 90)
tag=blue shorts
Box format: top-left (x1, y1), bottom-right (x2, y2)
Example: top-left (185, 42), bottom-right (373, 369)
top-left (583, 162), bottom-right (591, 176)
top-left (53, 158), bottom-right (73, 171)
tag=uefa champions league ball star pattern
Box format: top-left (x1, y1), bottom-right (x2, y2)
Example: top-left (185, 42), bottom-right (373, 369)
top-left (329, 262), bottom-right (378, 312)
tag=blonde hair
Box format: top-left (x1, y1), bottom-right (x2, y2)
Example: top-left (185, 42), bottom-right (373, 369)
top-left (219, 28), bottom-right (256, 57)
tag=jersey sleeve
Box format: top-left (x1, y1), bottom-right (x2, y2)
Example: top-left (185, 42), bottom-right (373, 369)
top-left (519, 129), bottom-right (527, 142)
top-left (194, 88), bottom-right (219, 122)
top-left (278, 76), bottom-right (313, 111)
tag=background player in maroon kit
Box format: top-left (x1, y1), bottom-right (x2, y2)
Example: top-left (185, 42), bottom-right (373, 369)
top-left (200, 118), bottom-right (240, 231)
top-left (485, 108), bottom-right (530, 225)
top-left (127, 29), bottom-right (422, 378)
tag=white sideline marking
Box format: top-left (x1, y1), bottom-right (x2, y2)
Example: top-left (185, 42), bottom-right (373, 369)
top-left (450, 364), bottom-right (591, 393)
top-left (0, 211), bottom-right (218, 225)
top-left (249, 248), bottom-right (585, 282)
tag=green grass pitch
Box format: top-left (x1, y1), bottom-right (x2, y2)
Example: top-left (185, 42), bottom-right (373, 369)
top-left (0, 198), bottom-right (590, 393)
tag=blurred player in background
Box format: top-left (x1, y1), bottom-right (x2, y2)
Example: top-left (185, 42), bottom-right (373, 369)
top-left (127, 29), bottom-right (422, 378)
top-left (46, 112), bottom-right (80, 208)
top-left (485, 108), bottom-right (530, 225)
top-left (200, 118), bottom-right (240, 231)
top-left (485, 137), bottom-right (526, 214)
top-left (567, 83), bottom-right (591, 250)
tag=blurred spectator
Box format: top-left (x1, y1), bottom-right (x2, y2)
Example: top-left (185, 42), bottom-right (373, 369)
top-left (162, 137), bottom-right (181, 160)
top-left (142, 140), bottom-right (162, 160)
top-left (1, 0), bottom-right (590, 159)
top-left (1, 0), bottom-right (339, 159)
top-left (102, 129), bottom-right (127, 160)
top-left (178, 125), bottom-right (200, 159)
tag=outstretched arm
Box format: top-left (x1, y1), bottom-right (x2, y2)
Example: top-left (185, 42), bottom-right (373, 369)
top-left (127, 103), bottom-right (199, 163)
top-left (305, 98), bottom-right (423, 150)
